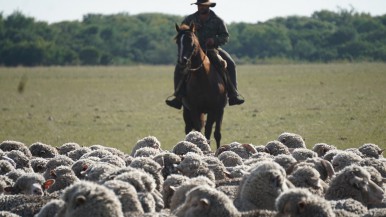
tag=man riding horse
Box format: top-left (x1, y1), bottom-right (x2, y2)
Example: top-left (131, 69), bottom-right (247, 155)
top-left (166, 0), bottom-right (245, 109)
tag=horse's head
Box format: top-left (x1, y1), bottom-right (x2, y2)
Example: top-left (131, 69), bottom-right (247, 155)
top-left (175, 22), bottom-right (200, 66)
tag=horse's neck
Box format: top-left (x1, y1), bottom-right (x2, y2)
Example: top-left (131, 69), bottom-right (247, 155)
top-left (191, 48), bottom-right (210, 73)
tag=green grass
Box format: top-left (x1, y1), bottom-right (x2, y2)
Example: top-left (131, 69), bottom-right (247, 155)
top-left (1, 63), bottom-right (385, 153)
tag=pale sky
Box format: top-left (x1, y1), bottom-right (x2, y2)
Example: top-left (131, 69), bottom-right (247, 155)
top-left (0, 0), bottom-right (385, 24)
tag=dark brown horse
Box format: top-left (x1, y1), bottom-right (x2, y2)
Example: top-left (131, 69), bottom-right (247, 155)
top-left (175, 23), bottom-right (227, 149)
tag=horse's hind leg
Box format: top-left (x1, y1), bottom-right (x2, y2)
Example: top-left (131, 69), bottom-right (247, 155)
top-left (213, 109), bottom-right (224, 149)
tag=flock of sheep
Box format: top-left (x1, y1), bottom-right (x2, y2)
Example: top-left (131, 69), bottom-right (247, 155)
top-left (0, 131), bottom-right (385, 217)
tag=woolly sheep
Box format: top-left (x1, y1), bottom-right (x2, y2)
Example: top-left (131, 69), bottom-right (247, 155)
top-left (265, 140), bottom-right (290, 156)
top-left (5, 150), bottom-right (32, 172)
top-left (35, 199), bottom-right (65, 217)
top-left (273, 154), bottom-right (297, 172)
top-left (81, 162), bottom-right (118, 182)
top-left (325, 165), bottom-right (385, 206)
top-left (0, 160), bottom-right (14, 175)
top-left (5, 169), bottom-right (25, 183)
top-left (275, 188), bottom-right (335, 217)
top-left (172, 141), bottom-right (203, 156)
top-left (30, 157), bottom-right (48, 173)
top-left (46, 165), bottom-right (80, 193)
top-left (99, 154), bottom-right (126, 167)
top-left (287, 165), bottom-right (326, 196)
top-left (176, 152), bottom-right (215, 182)
top-left (185, 131), bottom-right (211, 153)
top-left (359, 158), bottom-right (386, 178)
top-left (113, 169), bottom-right (164, 212)
top-left (289, 157), bottom-right (335, 181)
top-left (153, 152), bottom-right (181, 179)
top-left (79, 149), bottom-right (113, 160)
top-left (4, 173), bottom-right (54, 196)
top-left (331, 151), bottom-right (362, 172)
top-left (130, 157), bottom-right (164, 192)
top-left (323, 149), bottom-right (344, 162)
top-left (345, 147), bottom-right (365, 158)
top-left (162, 174), bottom-right (189, 209)
top-left (0, 140), bottom-right (32, 158)
top-left (56, 142), bottom-right (81, 155)
top-left (217, 150), bottom-right (243, 167)
top-left (4, 194), bottom-right (58, 217)
top-left (0, 175), bottom-right (13, 195)
top-left (29, 142), bottom-right (58, 158)
top-left (363, 166), bottom-right (384, 188)
top-left (42, 155), bottom-right (74, 180)
top-left (215, 142), bottom-right (256, 159)
top-left (114, 169), bottom-right (156, 193)
top-left (131, 136), bottom-right (161, 157)
top-left (71, 158), bottom-right (97, 179)
top-left (169, 176), bottom-right (215, 211)
top-left (103, 179), bottom-right (144, 214)
top-left (173, 185), bottom-right (240, 217)
top-left (277, 132), bottom-right (306, 149)
top-left (137, 191), bottom-right (157, 213)
top-left (0, 211), bottom-right (20, 217)
top-left (312, 143), bottom-right (337, 157)
top-left (358, 143), bottom-right (384, 159)
top-left (243, 153), bottom-right (273, 167)
top-left (66, 147), bottom-right (92, 161)
top-left (203, 155), bottom-right (231, 180)
top-left (329, 198), bottom-right (368, 216)
top-left (103, 146), bottom-right (125, 159)
top-left (225, 165), bottom-right (250, 178)
top-left (56, 181), bottom-right (124, 217)
top-left (134, 147), bottom-right (161, 158)
top-left (234, 161), bottom-right (293, 211)
top-left (291, 148), bottom-right (318, 162)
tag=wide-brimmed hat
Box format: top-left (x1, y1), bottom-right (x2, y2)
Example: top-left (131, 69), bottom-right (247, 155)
top-left (191, 0), bottom-right (216, 7)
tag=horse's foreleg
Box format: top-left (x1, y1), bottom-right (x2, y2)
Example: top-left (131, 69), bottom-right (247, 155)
top-left (183, 108), bottom-right (193, 134)
top-left (205, 114), bottom-right (215, 144)
top-left (213, 109), bottom-right (224, 149)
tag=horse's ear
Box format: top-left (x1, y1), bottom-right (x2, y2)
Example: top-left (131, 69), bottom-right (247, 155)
top-left (175, 23), bottom-right (180, 32)
top-left (189, 21), bottom-right (196, 32)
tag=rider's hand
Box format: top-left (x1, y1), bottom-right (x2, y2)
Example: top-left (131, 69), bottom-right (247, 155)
top-left (205, 38), bottom-right (215, 48)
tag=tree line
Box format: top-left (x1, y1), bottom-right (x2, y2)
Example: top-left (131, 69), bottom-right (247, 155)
top-left (0, 8), bottom-right (385, 66)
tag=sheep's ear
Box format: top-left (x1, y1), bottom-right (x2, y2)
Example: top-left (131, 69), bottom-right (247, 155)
top-left (169, 186), bottom-right (177, 193)
top-left (50, 170), bottom-right (57, 178)
top-left (286, 162), bottom-right (298, 175)
top-left (80, 165), bottom-right (88, 174)
top-left (43, 179), bottom-right (55, 190)
top-left (242, 143), bottom-right (257, 154)
top-left (224, 170), bottom-right (233, 178)
top-left (298, 201), bottom-right (306, 213)
top-left (199, 198), bottom-right (210, 209)
top-left (379, 149), bottom-right (385, 155)
top-left (75, 195), bottom-right (86, 206)
top-left (3, 186), bottom-right (15, 194)
top-left (321, 159), bottom-right (335, 178)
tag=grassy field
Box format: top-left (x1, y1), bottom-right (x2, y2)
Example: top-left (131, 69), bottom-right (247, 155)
top-left (0, 63), bottom-right (385, 153)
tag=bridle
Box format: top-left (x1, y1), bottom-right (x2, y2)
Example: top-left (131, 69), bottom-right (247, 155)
top-left (178, 30), bottom-right (207, 72)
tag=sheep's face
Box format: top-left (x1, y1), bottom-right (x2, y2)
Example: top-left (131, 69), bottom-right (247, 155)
top-left (175, 193), bottom-right (210, 217)
top-left (348, 168), bottom-right (384, 205)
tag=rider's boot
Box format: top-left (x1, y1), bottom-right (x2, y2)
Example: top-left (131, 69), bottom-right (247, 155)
top-left (166, 64), bottom-right (186, 109)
